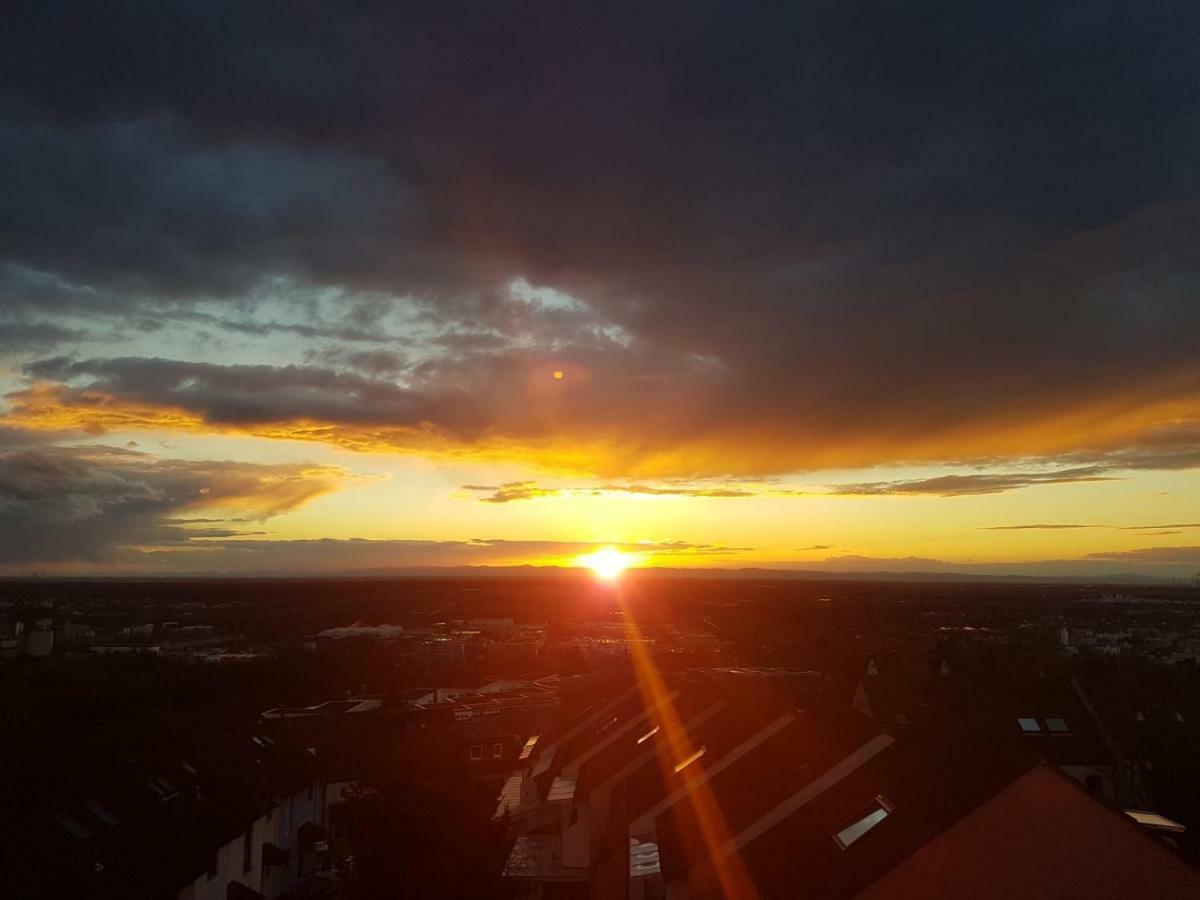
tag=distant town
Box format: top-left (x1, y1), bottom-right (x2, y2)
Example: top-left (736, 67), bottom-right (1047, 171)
top-left (2, 575), bottom-right (1200, 898)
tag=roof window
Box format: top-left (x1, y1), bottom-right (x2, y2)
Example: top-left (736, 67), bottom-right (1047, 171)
top-left (673, 746), bottom-right (706, 774)
top-left (637, 725), bottom-right (661, 745)
top-left (56, 812), bottom-right (94, 841)
top-left (86, 800), bottom-right (121, 827)
top-left (834, 796), bottom-right (895, 850)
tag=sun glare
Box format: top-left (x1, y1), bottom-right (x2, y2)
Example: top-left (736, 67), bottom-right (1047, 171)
top-left (578, 546), bottom-right (632, 580)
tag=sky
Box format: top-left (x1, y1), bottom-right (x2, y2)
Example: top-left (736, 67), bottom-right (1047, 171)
top-left (1, 3), bottom-right (1199, 578)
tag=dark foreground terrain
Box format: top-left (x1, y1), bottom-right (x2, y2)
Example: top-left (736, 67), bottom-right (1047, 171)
top-left (2, 575), bottom-right (1198, 898)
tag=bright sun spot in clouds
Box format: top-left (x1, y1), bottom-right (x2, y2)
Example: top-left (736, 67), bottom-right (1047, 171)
top-left (578, 546), bottom-right (633, 580)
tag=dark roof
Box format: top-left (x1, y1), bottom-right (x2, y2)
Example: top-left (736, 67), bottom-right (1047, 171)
top-left (855, 663), bottom-right (1115, 767)
top-left (574, 687), bottom-right (719, 803)
top-left (659, 721), bottom-right (1036, 899)
top-left (856, 765), bottom-right (1200, 900)
top-left (0, 699), bottom-right (323, 899)
top-left (623, 698), bottom-right (846, 826)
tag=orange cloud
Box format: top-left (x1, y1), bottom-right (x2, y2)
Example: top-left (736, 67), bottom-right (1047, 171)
top-left (7, 369), bottom-right (1200, 480)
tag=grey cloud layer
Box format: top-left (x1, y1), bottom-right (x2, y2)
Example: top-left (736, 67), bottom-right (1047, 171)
top-left (2, 3), bottom-right (1200, 475)
top-left (829, 467), bottom-right (1117, 496)
top-left (0, 445), bottom-right (347, 564)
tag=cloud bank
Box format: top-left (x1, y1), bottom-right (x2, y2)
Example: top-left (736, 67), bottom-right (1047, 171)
top-left (1, 3), bottom-right (1198, 479)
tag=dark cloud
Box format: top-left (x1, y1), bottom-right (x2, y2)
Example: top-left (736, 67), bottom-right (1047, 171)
top-left (1059, 422), bottom-right (1200, 474)
top-left (1123, 523), bottom-right (1200, 530)
top-left (831, 467), bottom-right (1116, 497)
top-left (464, 482), bottom-right (562, 504)
top-left (982, 521), bottom-right (1200, 530)
top-left (0, 445), bottom-right (348, 563)
top-left (981, 524), bottom-right (1098, 530)
top-left (2, 4), bottom-right (1200, 474)
top-left (1085, 546), bottom-right (1200, 563)
top-left (461, 481), bottom-right (761, 502)
top-left (597, 484), bottom-right (756, 499)
top-left (783, 552), bottom-right (1200, 578)
top-left (0, 320), bottom-right (82, 352)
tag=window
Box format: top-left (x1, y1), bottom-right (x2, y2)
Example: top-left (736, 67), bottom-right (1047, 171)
top-left (637, 725), bottom-right (660, 745)
top-left (834, 796), bottom-right (895, 850)
top-left (243, 824), bottom-right (254, 872)
top-left (1017, 717), bottom-right (1041, 733)
top-left (470, 744), bottom-right (483, 761)
top-left (55, 811), bottom-right (94, 841)
top-left (1045, 717), bottom-right (1069, 733)
top-left (147, 776), bottom-right (177, 799)
top-left (492, 742), bottom-right (504, 759)
top-left (86, 800), bottom-right (120, 827)
top-left (674, 746), bottom-right (706, 774)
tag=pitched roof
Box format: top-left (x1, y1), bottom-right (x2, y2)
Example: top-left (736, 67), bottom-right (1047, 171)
top-left (0, 699), bottom-right (322, 899)
top-left (659, 722), bottom-right (1036, 898)
top-left (855, 765), bottom-right (1200, 900)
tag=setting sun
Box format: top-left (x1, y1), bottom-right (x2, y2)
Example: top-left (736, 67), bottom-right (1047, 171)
top-left (577, 546), bottom-right (633, 580)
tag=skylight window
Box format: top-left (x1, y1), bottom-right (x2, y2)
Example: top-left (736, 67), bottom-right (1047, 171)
top-left (1045, 717), bottom-right (1069, 733)
top-left (147, 777), bottom-right (177, 800)
top-left (637, 725), bottom-right (661, 745)
top-left (518, 735), bottom-right (540, 760)
top-left (834, 796), bottom-right (895, 850)
top-left (1017, 717), bottom-right (1041, 733)
top-left (86, 800), bottom-right (121, 827)
top-left (673, 746), bottom-right (706, 774)
top-left (56, 812), bottom-right (94, 841)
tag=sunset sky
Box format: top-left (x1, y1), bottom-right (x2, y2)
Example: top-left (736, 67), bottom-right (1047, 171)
top-left (2, 4), bottom-right (1199, 577)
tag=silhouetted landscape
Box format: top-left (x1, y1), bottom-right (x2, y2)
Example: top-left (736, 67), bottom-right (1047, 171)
top-left (3, 574), bottom-right (1200, 897)
top-left (5, 1), bottom-right (1200, 896)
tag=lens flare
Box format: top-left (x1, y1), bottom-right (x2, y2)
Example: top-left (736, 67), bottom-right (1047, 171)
top-left (578, 546), bottom-right (632, 580)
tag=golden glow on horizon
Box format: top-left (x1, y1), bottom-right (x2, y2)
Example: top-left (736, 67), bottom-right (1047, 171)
top-left (5, 386), bottom-right (1199, 575)
top-left (578, 546), bottom-right (634, 579)
top-left (12, 379), bottom-right (1200, 480)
